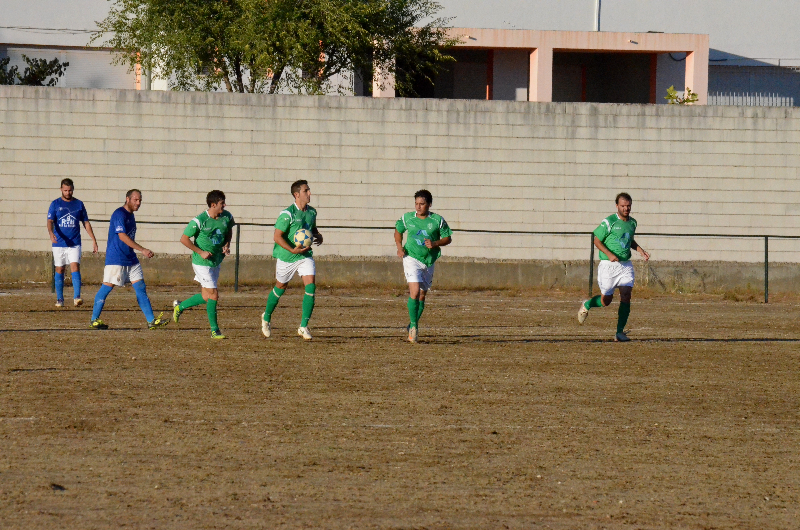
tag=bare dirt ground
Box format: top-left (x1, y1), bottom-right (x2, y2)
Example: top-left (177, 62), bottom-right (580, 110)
top-left (1, 286), bottom-right (799, 529)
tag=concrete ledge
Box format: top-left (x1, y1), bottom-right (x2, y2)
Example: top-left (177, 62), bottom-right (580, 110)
top-left (0, 250), bottom-right (787, 293)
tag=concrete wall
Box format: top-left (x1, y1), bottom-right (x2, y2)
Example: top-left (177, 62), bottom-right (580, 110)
top-left (2, 86), bottom-right (800, 266)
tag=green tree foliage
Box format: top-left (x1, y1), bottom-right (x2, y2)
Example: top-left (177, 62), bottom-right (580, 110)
top-left (0, 56), bottom-right (69, 86)
top-left (664, 85), bottom-right (699, 105)
top-left (92, 0), bottom-right (459, 95)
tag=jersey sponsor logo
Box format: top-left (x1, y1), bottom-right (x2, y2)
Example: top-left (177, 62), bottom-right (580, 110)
top-left (619, 233), bottom-right (631, 249)
top-left (414, 229), bottom-right (430, 246)
top-left (211, 228), bottom-right (224, 246)
top-left (58, 213), bottom-right (77, 228)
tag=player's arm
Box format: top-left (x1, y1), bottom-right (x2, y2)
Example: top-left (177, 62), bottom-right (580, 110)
top-left (46, 219), bottom-right (58, 244)
top-left (593, 236), bottom-right (618, 262)
top-left (222, 220), bottom-right (234, 256)
top-left (180, 233), bottom-right (212, 260)
top-left (82, 220), bottom-right (99, 253)
top-left (631, 239), bottom-right (650, 261)
top-left (311, 226), bottom-right (323, 245)
top-left (118, 233), bottom-right (154, 259)
top-left (424, 236), bottom-right (451, 249)
top-left (394, 229), bottom-right (406, 259)
top-left (274, 228), bottom-right (307, 254)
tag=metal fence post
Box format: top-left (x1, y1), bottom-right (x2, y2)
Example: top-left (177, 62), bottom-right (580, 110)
top-left (588, 233), bottom-right (594, 299)
top-left (234, 224), bottom-right (241, 293)
top-left (764, 235), bottom-right (769, 304)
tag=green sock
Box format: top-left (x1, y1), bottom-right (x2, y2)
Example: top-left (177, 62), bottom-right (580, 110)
top-left (417, 300), bottom-right (425, 323)
top-left (408, 297), bottom-right (420, 328)
top-left (207, 299), bottom-right (219, 332)
top-left (179, 293), bottom-right (206, 311)
top-left (617, 302), bottom-right (631, 334)
top-left (301, 284), bottom-right (316, 327)
top-left (584, 295), bottom-right (603, 310)
top-left (263, 287), bottom-right (285, 322)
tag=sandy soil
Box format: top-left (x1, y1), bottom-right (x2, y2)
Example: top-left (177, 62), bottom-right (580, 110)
top-left (1, 286), bottom-right (799, 529)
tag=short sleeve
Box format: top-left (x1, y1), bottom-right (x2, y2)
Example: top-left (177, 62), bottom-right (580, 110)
top-left (47, 201), bottom-right (57, 220)
top-left (183, 218), bottom-right (200, 238)
top-left (395, 215), bottom-right (407, 234)
top-left (593, 218), bottom-right (610, 241)
top-left (227, 213), bottom-right (235, 232)
top-left (111, 211), bottom-right (127, 234)
top-left (274, 212), bottom-right (291, 232)
top-left (439, 217), bottom-right (452, 238)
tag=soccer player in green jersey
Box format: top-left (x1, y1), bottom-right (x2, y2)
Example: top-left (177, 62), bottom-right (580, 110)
top-left (578, 192), bottom-right (650, 342)
top-left (173, 190), bottom-right (235, 339)
top-left (261, 180), bottom-right (323, 341)
top-left (394, 189), bottom-right (452, 343)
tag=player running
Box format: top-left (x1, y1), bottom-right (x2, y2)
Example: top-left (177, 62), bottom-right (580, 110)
top-left (172, 190), bottom-right (235, 339)
top-left (578, 192), bottom-right (650, 342)
top-left (89, 189), bottom-right (169, 330)
top-left (394, 189), bottom-right (452, 343)
top-left (46, 178), bottom-right (99, 307)
top-left (261, 180), bottom-right (323, 341)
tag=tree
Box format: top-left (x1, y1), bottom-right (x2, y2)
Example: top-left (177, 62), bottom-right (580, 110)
top-left (0, 56), bottom-right (69, 86)
top-left (91, 0), bottom-right (459, 95)
top-left (664, 85), bottom-right (698, 105)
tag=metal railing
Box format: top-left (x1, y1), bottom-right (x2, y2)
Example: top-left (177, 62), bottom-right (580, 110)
top-left (48, 220), bottom-right (800, 303)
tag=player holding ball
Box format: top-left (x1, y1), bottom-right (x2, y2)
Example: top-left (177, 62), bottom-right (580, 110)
top-left (261, 180), bottom-right (322, 341)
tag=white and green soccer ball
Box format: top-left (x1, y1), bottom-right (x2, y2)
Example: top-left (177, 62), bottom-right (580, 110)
top-left (293, 228), bottom-right (313, 248)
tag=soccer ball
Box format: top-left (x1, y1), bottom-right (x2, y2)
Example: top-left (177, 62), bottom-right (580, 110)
top-left (293, 228), bottom-right (313, 248)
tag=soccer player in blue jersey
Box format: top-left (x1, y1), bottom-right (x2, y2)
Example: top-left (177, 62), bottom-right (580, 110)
top-left (46, 178), bottom-right (99, 308)
top-left (89, 189), bottom-right (169, 330)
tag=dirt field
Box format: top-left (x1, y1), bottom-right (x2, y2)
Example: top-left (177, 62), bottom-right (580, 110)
top-left (1, 286), bottom-right (799, 529)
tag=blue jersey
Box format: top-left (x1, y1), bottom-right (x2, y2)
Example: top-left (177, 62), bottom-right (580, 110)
top-left (105, 207), bottom-right (139, 266)
top-left (47, 198), bottom-right (88, 247)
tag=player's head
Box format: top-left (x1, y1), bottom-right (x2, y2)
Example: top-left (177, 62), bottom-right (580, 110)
top-left (125, 189), bottom-right (143, 212)
top-left (414, 189), bottom-right (432, 216)
top-left (60, 178), bottom-right (74, 200)
top-left (291, 180), bottom-right (311, 205)
top-left (615, 192), bottom-right (632, 219)
top-left (206, 190), bottom-right (226, 208)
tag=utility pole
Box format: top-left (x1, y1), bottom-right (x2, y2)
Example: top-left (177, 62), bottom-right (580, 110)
top-left (594, 0), bottom-right (601, 31)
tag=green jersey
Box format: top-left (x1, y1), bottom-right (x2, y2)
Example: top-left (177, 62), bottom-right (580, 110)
top-left (593, 213), bottom-right (637, 261)
top-left (183, 210), bottom-right (235, 267)
top-left (396, 211), bottom-right (453, 267)
top-left (273, 203), bottom-right (317, 263)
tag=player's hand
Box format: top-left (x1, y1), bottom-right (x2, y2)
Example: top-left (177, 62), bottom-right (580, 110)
top-left (92, 242), bottom-right (99, 254)
top-left (50, 234), bottom-right (58, 244)
top-left (200, 250), bottom-right (213, 260)
top-left (397, 248), bottom-right (406, 259)
top-left (222, 244), bottom-right (231, 256)
top-left (639, 248), bottom-right (650, 261)
top-left (142, 248), bottom-right (154, 259)
top-left (291, 245), bottom-right (309, 254)
top-left (608, 255), bottom-right (619, 262)
top-left (313, 233), bottom-right (323, 245)
top-left (424, 239), bottom-right (437, 249)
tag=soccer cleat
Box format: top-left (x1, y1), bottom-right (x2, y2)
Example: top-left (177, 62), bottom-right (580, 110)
top-left (615, 332), bottom-right (630, 342)
top-left (211, 330), bottom-right (227, 340)
top-left (578, 303), bottom-right (589, 324)
top-left (55, 300), bottom-right (64, 308)
top-left (297, 327), bottom-right (312, 341)
top-left (173, 300), bottom-right (183, 323)
top-left (408, 326), bottom-right (418, 343)
top-left (90, 319), bottom-right (108, 330)
top-left (73, 298), bottom-right (83, 307)
top-left (261, 313), bottom-right (271, 338)
top-left (148, 312), bottom-right (169, 330)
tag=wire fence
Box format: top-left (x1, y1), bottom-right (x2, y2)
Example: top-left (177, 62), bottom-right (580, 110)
top-left (49, 220), bottom-right (800, 303)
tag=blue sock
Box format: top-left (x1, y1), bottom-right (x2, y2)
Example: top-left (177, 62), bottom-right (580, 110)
top-left (133, 281), bottom-right (155, 323)
top-left (91, 284), bottom-right (113, 320)
top-left (54, 272), bottom-right (64, 301)
top-left (71, 271), bottom-right (81, 299)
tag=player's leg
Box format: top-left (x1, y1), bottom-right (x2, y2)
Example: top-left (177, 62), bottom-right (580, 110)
top-left (615, 286), bottom-right (632, 341)
top-left (203, 287), bottom-right (225, 339)
top-left (130, 265), bottom-right (168, 329)
top-left (175, 264), bottom-right (213, 323)
top-left (578, 261), bottom-right (617, 323)
top-left (407, 282), bottom-right (421, 341)
top-left (91, 268), bottom-right (117, 329)
top-left (52, 248), bottom-right (66, 307)
top-left (297, 259), bottom-right (316, 340)
top-left (415, 263), bottom-right (434, 328)
top-left (67, 246), bottom-right (82, 306)
top-left (262, 259), bottom-right (298, 338)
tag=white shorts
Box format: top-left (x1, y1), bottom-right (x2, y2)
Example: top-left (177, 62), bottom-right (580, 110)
top-left (275, 257), bottom-right (315, 285)
top-left (52, 246), bottom-right (81, 267)
top-left (192, 263), bottom-right (221, 289)
top-left (597, 260), bottom-right (635, 295)
top-left (403, 256), bottom-right (435, 291)
top-left (103, 263), bottom-right (144, 287)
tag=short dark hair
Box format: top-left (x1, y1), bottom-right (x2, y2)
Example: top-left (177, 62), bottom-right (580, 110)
top-left (414, 189), bottom-right (433, 205)
top-left (60, 178), bottom-right (74, 188)
top-left (615, 192), bottom-right (632, 204)
top-left (206, 190), bottom-right (226, 206)
top-left (126, 189), bottom-right (142, 199)
top-left (291, 180), bottom-right (309, 197)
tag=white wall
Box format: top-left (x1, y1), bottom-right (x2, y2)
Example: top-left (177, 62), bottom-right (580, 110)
top-left (2, 86), bottom-right (800, 263)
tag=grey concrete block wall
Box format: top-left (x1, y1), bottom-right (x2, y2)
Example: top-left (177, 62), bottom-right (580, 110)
top-left (2, 86), bottom-right (800, 264)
